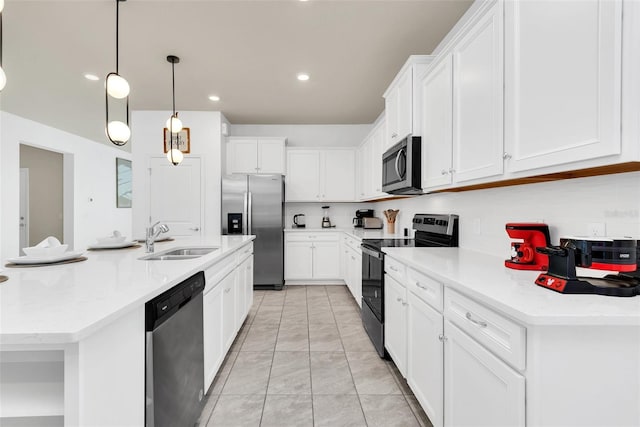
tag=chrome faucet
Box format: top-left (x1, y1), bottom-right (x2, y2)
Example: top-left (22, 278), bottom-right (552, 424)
top-left (146, 221), bottom-right (170, 253)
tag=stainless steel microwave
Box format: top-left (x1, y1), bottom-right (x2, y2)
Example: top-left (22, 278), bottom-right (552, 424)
top-left (382, 136), bottom-right (422, 195)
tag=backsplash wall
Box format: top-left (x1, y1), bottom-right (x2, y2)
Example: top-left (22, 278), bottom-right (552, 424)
top-left (285, 203), bottom-right (364, 229)
top-left (374, 172), bottom-right (640, 259)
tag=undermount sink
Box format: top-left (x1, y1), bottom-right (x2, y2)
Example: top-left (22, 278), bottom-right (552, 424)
top-left (139, 246), bottom-right (219, 261)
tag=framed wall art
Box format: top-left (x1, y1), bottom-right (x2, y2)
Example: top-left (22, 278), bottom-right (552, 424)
top-left (163, 127), bottom-right (191, 154)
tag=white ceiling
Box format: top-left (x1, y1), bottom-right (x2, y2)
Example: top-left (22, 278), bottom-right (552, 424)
top-left (1, 0), bottom-right (472, 147)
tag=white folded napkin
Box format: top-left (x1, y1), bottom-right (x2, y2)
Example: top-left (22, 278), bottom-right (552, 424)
top-left (23, 237), bottom-right (68, 257)
top-left (96, 230), bottom-right (126, 244)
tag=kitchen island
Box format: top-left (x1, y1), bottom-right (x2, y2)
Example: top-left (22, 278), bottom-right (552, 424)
top-left (0, 235), bottom-right (255, 427)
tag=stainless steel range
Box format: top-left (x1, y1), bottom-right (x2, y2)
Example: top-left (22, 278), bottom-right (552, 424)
top-left (361, 214), bottom-right (459, 358)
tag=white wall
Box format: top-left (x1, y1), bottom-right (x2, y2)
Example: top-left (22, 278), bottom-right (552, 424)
top-left (131, 111), bottom-right (225, 239)
top-left (374, 172), bottom-right (640, 259)
top-left (0, 112), bottom-right (132, 260)
top-left (230, 124), bottom-right (372, 147)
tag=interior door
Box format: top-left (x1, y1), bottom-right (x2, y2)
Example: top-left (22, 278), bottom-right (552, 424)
top-left (149, 157), bottom-right (202, 236)
top-left (19, 168), bottom-right (30, 253)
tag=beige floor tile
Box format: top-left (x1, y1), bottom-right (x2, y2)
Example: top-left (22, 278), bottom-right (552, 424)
top-left (312, 394), bottom-right (367, 427)
top-left (337, 323), bottom-right (377, 352)
top-left (309, 322), bottom-right (343, 351)
top-left (406, 395), bottom-right (434, 427)
top-left (268, 351), bottom-right (311, 395)
top-left (346, 352), bottom-right (402, 395)
top-left (222, 352), bottom-right (273, 395)
top-left (241, 323), bottom-right (279, 352)
top-left (206, 394), bottom-right (265, 427)
top-left (359, 395), bottom-right (421, 427)
top-left (253, 305), bottom-right (283, 324)
top-left (196, 393), bottom-right (219, 426)
top-left (261, 394), bottom-right (313, 427)
top-left (310, 352), bottom-right (357, 395)
top-left (276, 323), bottom-right (309, 351)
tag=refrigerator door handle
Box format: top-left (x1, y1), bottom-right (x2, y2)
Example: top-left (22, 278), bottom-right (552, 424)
top-left (243, 192), bottom-right (249, 235)
top-left (247, 192), bottom-right (253, 235)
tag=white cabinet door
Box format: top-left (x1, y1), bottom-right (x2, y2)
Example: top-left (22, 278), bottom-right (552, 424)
top-left (221, 271), bottom-right (237, 352)
top-left (407, 292), bottom-right (444, 427)
top-left (286, 151), bottom-right (321, 201)
top-left (358, 141), bottom-right (372, 200)
top-left (350, 250), bottom-right (362, 307)
top-left (421, 55), bottom-right (454, 190)
top-left (504, 0), bottom-right (622, 172)
top-left (284, 241), bottom-right (313, 279)
top-left (385, 90), bottom-right (400, 145)
top-left (257, 139), bottom-right (286, 174)
top-left (371, 124), bottom-right (385, 197)
top-left (203, 283), bottom-right (224, 391)
top-left (312, 241), bottom-right (341, 280)
top-left (444, 320), bottom-right (525, 427)
top-left (322, 150), bottom-right (356, 201)
top-left (229, 138), bottom-right (259, 174)
top-left (384, 274), bottom-right (407, 376)
top-left (452, 2), bottom-right (504, 183)
top-left (242, 255), bottom-right (254, 317)
top-left (397, 69), bottom-right (413, 143)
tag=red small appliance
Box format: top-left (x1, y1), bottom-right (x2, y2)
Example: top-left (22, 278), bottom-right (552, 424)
top-left (504, 223), bottom-right (551, 270)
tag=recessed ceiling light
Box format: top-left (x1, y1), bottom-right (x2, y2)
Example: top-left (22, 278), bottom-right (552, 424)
top-left (209, 95), bottom-right (221, 102)
top-left (297, 73), bottom-right (310, 81)
top-left (84, 73), bottom-right (100, 81)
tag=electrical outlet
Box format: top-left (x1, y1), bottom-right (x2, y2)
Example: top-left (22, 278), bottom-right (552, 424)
top-left (588, 222), bottom-right (606, 237)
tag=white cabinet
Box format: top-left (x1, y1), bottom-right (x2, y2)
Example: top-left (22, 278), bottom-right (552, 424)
top-left (286, 149), bottom-right (355, 202)
top-left (203, 281), bottom-right (224, 391)
top-left (421, 55), bottom-right (454, 190)
top-left (221, 271), bottom-right (237, 352)
top-left (227, 137), bottom-right (286, 174)
top-left (444, 320), bottom-right (525, 427)
top-left (342, 234), bottom-right (362, 306)
top-left (285, 233), bottom-right (341, 281)
top-left (236, 254), bottom-right (254, 327)
top-left (407, 291), bottom-right (444, 427)
top-left (384, 273), bottom-right (407, 376)
top-left (451, 0), bottom-right (504, 184)
top-left (383, 56), bottom-right (433, 149)
top-left (504, 0), bottom-right (622, 173)
top-left (357, 118), bottom-right (386, 201)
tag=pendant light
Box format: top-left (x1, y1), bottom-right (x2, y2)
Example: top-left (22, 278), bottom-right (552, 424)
top-left (105, 0), bottom-right (130, 146)
top-left (0, 0), bottom-right (6, 91)
top-left (166, 55), bottom-right (184, 166)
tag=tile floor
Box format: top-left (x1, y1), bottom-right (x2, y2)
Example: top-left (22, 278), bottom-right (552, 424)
top-left (197, 285), bottom-right (433, 427)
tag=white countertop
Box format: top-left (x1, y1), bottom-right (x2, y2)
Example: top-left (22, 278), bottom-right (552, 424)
top-left (0, 236), bottom-right (255, 346)
top-left (285, 227), bottom-right (409, 241)
top-left (383, 247), bottom-right (640, 326)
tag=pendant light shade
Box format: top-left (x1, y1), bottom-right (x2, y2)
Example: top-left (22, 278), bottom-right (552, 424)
top-left (0, 0), bottom-right (4, 13)
top-left (106, 73), bottom-right (130, 99)
top-left (166, 55), bottom-right (184, 166)
top-left (104, 0), bottom-right (130, 146)
top-left (166, 114), bottom-right (183, 133)
top-left (0, 2), bottom-right (6, 92)
top-left (0, 67), bottom-right (5, 92)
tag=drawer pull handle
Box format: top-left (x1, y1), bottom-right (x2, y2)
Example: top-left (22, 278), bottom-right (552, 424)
top-left (396, 297), bottom-right (402, 302)
top-left (415, 282), bottom-right (427, 290)
top-left (438, 334), bottom-right (448, 342)
top-left (466, 312), bottom-right (487, 328)
top-left (389, 266), bottom-right (399, 272)
top-left (225, 288), bottom-right (231, 293)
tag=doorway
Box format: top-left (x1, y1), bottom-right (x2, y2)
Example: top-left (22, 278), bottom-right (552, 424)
top-left (19, 144), bottom-right (64, 252)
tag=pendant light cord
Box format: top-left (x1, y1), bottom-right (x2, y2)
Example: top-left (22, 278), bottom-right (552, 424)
top-left (171, 60), bottom-right (176, 117)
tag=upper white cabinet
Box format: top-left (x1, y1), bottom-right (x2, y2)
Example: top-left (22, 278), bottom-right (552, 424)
top-left (503, 0), bottom-right (622, 173)
top-left (357, 117), bottom-right (386, 200)
top-left (227, 137), bottom-right (286, 175)
top-left (384, 56), bottom-right (433, 149)
top-left (286, 149), bottom-right (355, 202)
top-left (451, 0), bottom-right (504, 183)
top-left (421, 1), bottom-right (503, 190)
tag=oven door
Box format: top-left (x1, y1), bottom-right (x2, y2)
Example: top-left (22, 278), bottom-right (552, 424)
top-left (361, 245), bottom-right (384, 321)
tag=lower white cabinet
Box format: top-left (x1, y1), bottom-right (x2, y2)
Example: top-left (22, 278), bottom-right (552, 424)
top-left (221, 271), bottom-right (237, 352)
top-left (384, 274), bottom-right (407, 376)
top-left (285, 233), bottom-right (340, 281)
top-left (444, 320), bottom-right (525, 427)
top-left (238, 254), bottom-right (254, 322)
top-left (407, 291), bottom-right (444, 427)
top-left (342, 234), bottom-right (362, 306)
top-left (203, 281), bottom-right (224, 390)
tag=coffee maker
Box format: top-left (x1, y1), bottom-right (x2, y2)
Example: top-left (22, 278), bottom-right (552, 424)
top-left (505, 223), bottom-right (551, 270)
top-left (353, 209), bottom-right (374, 228)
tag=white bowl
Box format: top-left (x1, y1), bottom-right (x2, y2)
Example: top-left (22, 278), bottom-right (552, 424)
top-left (23, 244), bottom-right (69, 257)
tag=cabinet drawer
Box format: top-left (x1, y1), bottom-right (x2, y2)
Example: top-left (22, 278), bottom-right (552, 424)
top-left (444, 289), bottom-right (526, 370)
top-left (407, 268), bottom-right (443, 313)
top-left (343, 234), bottom-right (361, 251)
top-left (236, 243), bottom-right (254, 264)
top-left (385, 256), bottom-right (406, 283)
top-left (286, 232), bottom-right (339, 242)
top-left (204, 254), bottom-right (237, 293)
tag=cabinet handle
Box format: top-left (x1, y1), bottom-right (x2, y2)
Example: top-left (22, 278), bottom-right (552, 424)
top-left (438, 334), bottom-right (448, 342)
top-left (415, 282), bottom-right (427, 290)
top-left (392, 132), bottom-right (398, 138)
top-left (389, 266), bottom-right (399, 272)
top-left (189, 227), bottom-right (200, 231)
top-left (351, 256), bottom-right (356, 260)
top-left (503, 152), bottom-right (512, 160)
top-left (448, 168), bottom-right (455, 174)
top-left (396, 297), bottom-right (403, 303)
top-left (225, 288), bottom-right (231, 293)
top-left (440, 169), bottom-right (448, 175)
top-left (465, 312), bottom-right (488, 328)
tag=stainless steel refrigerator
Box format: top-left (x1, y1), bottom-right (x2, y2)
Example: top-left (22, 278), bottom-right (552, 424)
top-left (221, 175), bottom-right (284, 290)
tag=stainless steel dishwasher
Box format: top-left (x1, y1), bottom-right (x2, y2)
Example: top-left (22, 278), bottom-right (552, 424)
top-left (145, 271), bottom-right (205, 427)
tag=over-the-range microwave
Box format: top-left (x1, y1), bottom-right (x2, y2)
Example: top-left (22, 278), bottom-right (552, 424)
top-left (381, 135), bottom-right (422, 195)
